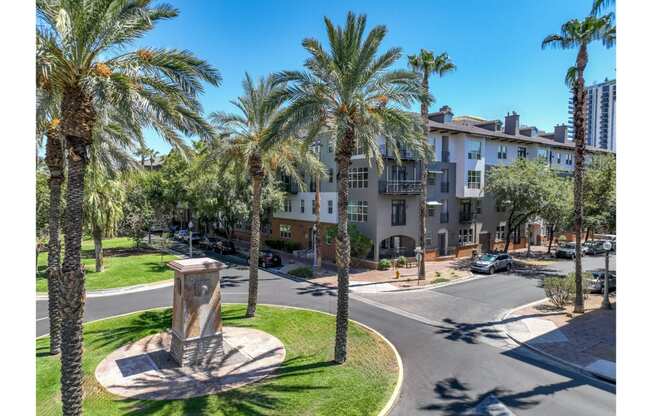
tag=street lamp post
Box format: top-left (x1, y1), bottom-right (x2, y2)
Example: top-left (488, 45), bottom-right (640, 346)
top-left (601, 241), bottom-right (612, 310)
top-left (188, 220), bottom-right (194, 258)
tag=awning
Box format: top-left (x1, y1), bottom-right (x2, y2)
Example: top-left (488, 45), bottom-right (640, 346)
top-left (428, 170), bottom-right (443, 174)
top-left (426, 201), bottom-right (443, 206)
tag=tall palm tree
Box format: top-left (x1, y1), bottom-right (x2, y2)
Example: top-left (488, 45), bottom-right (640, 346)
top-left (408, 50), bottom-right (455, 280)
top-left (210, 73), bottom-right (322, 318)
top-left (267, 12), bottom-right (423, 363)
top-left (36, 2), bottom-right (219, 413)
top-left (84, 166), bottom-right (126, 272)
top-left (542, 13), bottom-right (614, 313)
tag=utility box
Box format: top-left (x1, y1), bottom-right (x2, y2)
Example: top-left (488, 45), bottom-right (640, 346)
top-left (168, 257), bottom-right (225, 367)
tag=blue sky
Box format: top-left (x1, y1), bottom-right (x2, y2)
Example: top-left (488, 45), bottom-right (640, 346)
top-left (136, 0), bottom-right (616, 153)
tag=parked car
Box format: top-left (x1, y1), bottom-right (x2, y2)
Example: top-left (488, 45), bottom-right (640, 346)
top-left (188, 233), bottom-right (202, 243)
top-left (555, 242), bottom-right (587, 259)
top-left (254, 251), bottom-right (283, 268)
top-left (584, 240), bottom-right (608, 256)
top-left (585, 271), bottom-right (616, 293)
top-left (174, 229), bottom-right (189, 241)
top-left (470, 253), bottom-right (513, 274)
top-left (214, 239), bottom-right (237, 255)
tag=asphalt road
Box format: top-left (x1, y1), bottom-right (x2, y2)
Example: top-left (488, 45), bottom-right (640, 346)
top-left (36, 247), bottom-right (616, 416)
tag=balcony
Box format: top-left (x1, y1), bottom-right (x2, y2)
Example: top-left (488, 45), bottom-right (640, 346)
top-left (440, 182), bottom-right (450, 193)
top-left (282, 182), bottom-right (299, 194)
top-left (379, 180), bottom-right (421, 195)
top-left (440, 212), bottom-right (449, 223)
top-left (380, 144), bottom-right (417, 160)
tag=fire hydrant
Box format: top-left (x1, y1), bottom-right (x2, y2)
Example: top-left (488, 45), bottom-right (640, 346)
top-left (395, 269), bottom-right (400, 279)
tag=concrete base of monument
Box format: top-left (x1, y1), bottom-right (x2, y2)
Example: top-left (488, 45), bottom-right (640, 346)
top-left (95, 327), bottom-right (286, 400)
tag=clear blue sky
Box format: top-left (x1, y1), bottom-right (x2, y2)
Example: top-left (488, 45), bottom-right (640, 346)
top-left (136, 0), bottom-right (616, 153)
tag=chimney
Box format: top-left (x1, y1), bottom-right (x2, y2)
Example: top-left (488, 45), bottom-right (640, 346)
top-left (504, 111), bottom-right (520, 135)
top-left (428, 105), bottom-right (454, 123)
top-left (553, 124), bottom-right (569, 143)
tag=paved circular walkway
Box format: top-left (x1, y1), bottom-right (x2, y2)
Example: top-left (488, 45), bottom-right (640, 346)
top-left (95, 327), bottom-right (286, 400)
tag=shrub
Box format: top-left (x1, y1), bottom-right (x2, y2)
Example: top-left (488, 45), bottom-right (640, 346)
top-left (284, 241), bottom-right (301, 252)
top-left (265, 239), bottom-right (286, 250)
top-left (543, 277), bottom-right (576, 309)
top-left (378, 259), bottom-right (392, 270)
top-left (325, 224), bottom-right (373, 258)
top-left (288, 266), bottom-right (313, 279)
top-left (397, 256), bottom-right (407, 267)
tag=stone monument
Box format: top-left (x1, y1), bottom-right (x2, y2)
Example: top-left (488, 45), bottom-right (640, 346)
top-left (168, 257), bottom-right (225, 367)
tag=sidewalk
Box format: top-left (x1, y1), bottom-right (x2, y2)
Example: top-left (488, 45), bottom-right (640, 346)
top-left (503, 294), bottom-right (616, 381)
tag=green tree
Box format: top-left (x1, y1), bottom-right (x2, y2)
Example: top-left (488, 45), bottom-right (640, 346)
top-left (408, 49), bottom-right (455, 280)
top-left (268, 12), bottom-right (423, 363)
top-left (84, 167), bottom-right (126, 272)
top-left (210, 73), bottom-right (321, 318)
top-left (485, 159), bottom-right (557, 252)
top-left (584, 154), bottom-right (616, 234)
top-left (36, 2), bottom-right (219, 411)
top-left (540, 176), bottom-right (573, 254)
top-left (542, 9), bottom-right (614, 313)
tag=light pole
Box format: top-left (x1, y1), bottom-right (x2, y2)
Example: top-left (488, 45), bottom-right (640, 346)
top-left (601, 240), bottom-right (612, 310)
top-left (188, 220), bottom-right (194, 258)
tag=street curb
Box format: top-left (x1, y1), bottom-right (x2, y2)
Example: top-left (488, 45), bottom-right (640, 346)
top-left (36, 279), bottom-right (175, 300)
top-left (500, 300), bottom-right (616, 384)
top-left (35, 303), bottom-right (404, 416)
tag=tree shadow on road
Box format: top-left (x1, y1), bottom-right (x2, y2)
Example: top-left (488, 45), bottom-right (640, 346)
top-left (295, 283), bottom-right (336, 297)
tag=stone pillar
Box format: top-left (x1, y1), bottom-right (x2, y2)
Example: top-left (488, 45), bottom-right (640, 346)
top-left (168, 257), bottom-right (225, 367)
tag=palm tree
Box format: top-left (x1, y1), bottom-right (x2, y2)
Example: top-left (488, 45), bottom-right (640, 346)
top-left (542, 13), bottom-right (614, 313)
top-left (267, 12), bottom-right (423, 363)
top-left (84, 166), bottom-right (126, 272)
top-left (408, 50), bottom-right (455, 280)
top-left (36, 1), bottom-right (220, 413)
top-left (210, 73), bottom-right (322, 318)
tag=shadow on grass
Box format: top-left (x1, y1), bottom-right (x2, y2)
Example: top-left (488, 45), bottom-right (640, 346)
top-left (85, 310), bottom-right (173, 350)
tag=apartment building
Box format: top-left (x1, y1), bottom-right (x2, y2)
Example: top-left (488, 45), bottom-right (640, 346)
top-left (269, 106), bottom-right (613, 264)
top-left (569, 78), bottom-right (616, 151)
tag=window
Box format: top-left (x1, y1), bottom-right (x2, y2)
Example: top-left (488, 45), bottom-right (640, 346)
top-left (468, 141), bottom-right (482, 160)
top-left (349, 167), bottom-right (369, 188)
top-left (328, 168), bottom-right (334, 183)
top-left (458, 227), bottom-right (475, 246)
top-left (428, 206), bottom-right (436, 217)
top-left (300, 199), bottom-right (305, 213)
top-left (347, 201), bottom-right (368, 222)
top-left (328, 200), bottom-right (333, 214)
top-left (565, 154), bottom-right (573, 165)
top-left (537, 148), bottom-right (549, 160)
top-left (390, 165), bottom-right (407, 180)
top-left (283, 199), bottom-right (292, 213)
top-left (309, 177), bottom-right (316, 192)
top-left (391, 200), bottom-right (406, 226)
top-left (280, 224), bottom-right (292, 239)
top-left (497, 144), bottom-right (507, 160)
top-left (353, 139), bottom-right (365, 156)
top-left (441, 168), bottom-right (450, 193)
top-left (325, 231), bottom-right (333, 245)
top-left (495, 224), bottom-right (506, 241)
top-left (556, 152), bottom-right (561, 164)
top-left (475, 200), bottom-right (482, 214)
top-left (312, 199), bottom-right (316, 214)
top-left (427, 172), bottom-right (436, 185)
top-left (328, 143), bottom-right (333, 153)
top-left (467, 170), bottom-right (481, 189)
top-left (517, 147), bottom-right (527, 159)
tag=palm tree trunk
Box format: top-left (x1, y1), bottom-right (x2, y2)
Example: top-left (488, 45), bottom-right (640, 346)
top-left (547, 225), bottom-right (555, 254)
top-left (45, 126), bottom-right (64, 355)
top-left (334, 131), bottom-right (354, 364)
top-left (93, 227), bottom-right (103, 272)
top-left (246, 163), bottom-right (263, 318)
top-left (314, 175), bottom-right (321, 271)
top-left (60, 87), bottom-right (94, 416)
top-left (572, 44), bottom-right (588, 314)
top-left (418, 75), bottom-right (429, 280)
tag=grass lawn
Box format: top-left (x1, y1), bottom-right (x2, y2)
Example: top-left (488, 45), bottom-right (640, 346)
top-left (37, 237), bottom-right (178, 293)
top-left (36, 305), bottom-right (399, 416)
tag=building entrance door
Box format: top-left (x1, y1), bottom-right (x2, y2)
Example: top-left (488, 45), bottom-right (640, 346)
top-left (479, 232), bottom-right (491, 253)
top-left (438, 233), bottom-right (447, 256)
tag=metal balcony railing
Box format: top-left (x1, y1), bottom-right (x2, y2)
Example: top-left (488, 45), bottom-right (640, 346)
top-left (379, 180), bottom-right (421, 194)
top-left (380, 144), bottom-right (417, 160)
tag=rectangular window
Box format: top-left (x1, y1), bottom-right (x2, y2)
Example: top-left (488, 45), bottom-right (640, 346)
top-left (300, 199), bottom-right (305, 213)
top-left (427, 171), bottom-right (436, 185)
top-left (440, 168), bottom-right (450, 193)
top-left (495, 224), bottom-right (506, 241)
top-left (391, 200), bottom-right (406, 226)
top-left (475, 200), bottom-right (482, 214)
top-left (565, 154), bottom-right (573, 165)
top-left (328, 200), bottom-right (333, 214)
top-left (497, 144), bottom-right (507, 160)
top-left (312, 199), bottom-right (316, 215)
top-left (280, 224), bottom-right (292, 239)
top-left (458, 227), bottom-right (475, 246)
top-left (348, 167), bottom-right (369, 188)
top-left (537, 148), bottom-right (549, 160)
top-left (309, 177), bottom-right (316, 192)
top-left (328, 168), bottom-right (334, 183)
top-left (428, 206), bottom-right (436, 217)
top-left (283, 199), bottom-right (292, 213)
top-left (517, 147), bottom-right (527, 159)
top-left (467, 170), bottom-right (481, 189)
top-left (347, 201), bottom-right (368, 223)
top-left (468, 141), bottom-right (482, 160)
top-left (556, 152), bottom-right (561, 164)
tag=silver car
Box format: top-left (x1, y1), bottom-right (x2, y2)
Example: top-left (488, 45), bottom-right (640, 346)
top-left (470, 253), bottom-right (513, 274)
